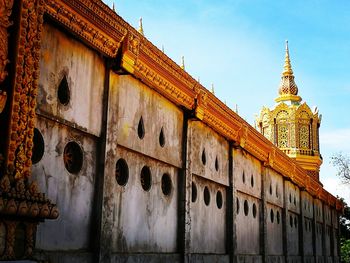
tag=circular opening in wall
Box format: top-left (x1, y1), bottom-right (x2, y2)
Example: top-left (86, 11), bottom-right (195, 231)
top-left (270, 209), bottom-right (274, 223)
top-left (215, 156), bottom-right (219, 171)
top-left (216, 190), bottom-right (223, 209)
top-left (161, 173), bottom-right (172, 196)
top-left (244, 200), bottom-right (249, 216)
top-left (32, 128), bottom-right (45, 164)
top-left (115, 158), bottom-right (129, 186)
top-left (140, 166), bottom-right (151, 191)
top-left (242, 172), bottom-right (245, 183)
top-left (290, 215), bottom-right (293, 228)
top-left (294, 216), bottom-right (298, 228)
top-left (236, 198), bottom-right (240, 214)
top-left (203, 186), bottom-right (210, 206)
top-left (137, 116), bottom-right (145, 139)
top-left (277, 211), bottom-right (280, 224)
top-left (57, 75), bottom-right (70, 105)
top-left (252, 203), bottom-right (257, 218)
top-left (251, 175), bottom-right (254, 187)
top-left (192, 182), bottom-right (197, 203)
top-left (63, 141), bottom-right (83, 174)
top-left (159, 127), bottom-right (165, 147)
top-left (201, 149), bottom-right (206, 165)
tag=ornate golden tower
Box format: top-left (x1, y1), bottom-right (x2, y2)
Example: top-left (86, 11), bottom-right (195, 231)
top-left (257, 41), bottom-right (322, 180)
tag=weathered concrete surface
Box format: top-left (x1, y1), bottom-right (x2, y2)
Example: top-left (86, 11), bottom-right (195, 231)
top-left (233, 150), bottom-right (261, 255)
top-left (115, 75), bottom-right (183, 168)
top-left (285, 180), bottom-right (300, 256)
top-left (110, 147), bottom-right (178, 252)
top-left (235, 255), bottom-right (262, 263)
top-left (266, 203), bottom-right (283, 255)
top-left (111, 253), bottom-right (181, 263)
top-left (187, 121), bottom-right (228, 253)
top-left (34, 251), bottom-right (94, 263)
top-left (188, 121), bottom-right (229, 186)
top-left (236, 192), bottom-right (261, 254)
top-left (38, 23), bottom-right (104, 137)
top-left (190, 175), bottom-right (226, 253)
top-left (301, 191), bottom-right (314, 256)
top-left (100, 72), bottom-right (182, 255)
top-left (32, 117), bottom-right (96, 250)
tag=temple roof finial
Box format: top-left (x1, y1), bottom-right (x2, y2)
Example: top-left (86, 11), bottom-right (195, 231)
top-left (283, 40), bottom-right (293, 76)
top-left (211, 83), bottom-right (215, 94)
top-left (276, 40), bottom-right (301, 102)
top-left (138, 17), bottom-right (144, 36)
top-left (181, 56), bottom-right (185, 70)
top-left (112, 2), bottom-right (115, 11)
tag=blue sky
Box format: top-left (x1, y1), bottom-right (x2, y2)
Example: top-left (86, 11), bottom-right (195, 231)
top-left (103, 0), bottom-right (350, 203)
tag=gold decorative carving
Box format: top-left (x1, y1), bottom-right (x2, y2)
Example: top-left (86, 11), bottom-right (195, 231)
top-left (0, 0), bottom-right (59, 259)
top-left (0, 0), bottom-right (14, 114)
top-left (45, 0), bottom-right (127, 57)
top-left (0, 0), bottom-right (14, 83)
top-left (6, 0), bottom-right (46, 179)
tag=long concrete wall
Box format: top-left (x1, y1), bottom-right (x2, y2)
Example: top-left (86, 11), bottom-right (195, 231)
top-left (31, 21), bottom-right (340, 263)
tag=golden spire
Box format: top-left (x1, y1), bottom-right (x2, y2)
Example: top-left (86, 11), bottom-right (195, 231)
top-left (283, 40), bottom-right (293, 76)
top-left (138, 17), bottom-right (144, 36)
top-left (181, 56), bottom-right (185, 70)
top-left (211, 83), bottom-right (215, 94)
top-left (276, 40), bottom-right (301, 102)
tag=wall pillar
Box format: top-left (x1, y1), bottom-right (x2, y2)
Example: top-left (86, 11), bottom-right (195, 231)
top-left (282, 179), bottom-right (288, 263)
top-left (312, 200), bottom-right (317, 263)
top-left (261, 166), bottom-right (268, 263)
top-left (299, 191), bottom-right (305, 263)
top-left (228, 142), bottom-right (236, 263)
top-left (179, 112), bottom-right (191, 263)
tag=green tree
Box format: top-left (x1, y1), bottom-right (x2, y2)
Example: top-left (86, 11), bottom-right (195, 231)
top-left (331, 154), bottom-right (350, 262)
top-left (341, 238), bottom-right (350, 263)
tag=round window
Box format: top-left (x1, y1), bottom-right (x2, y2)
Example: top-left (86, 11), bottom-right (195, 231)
top-left (63, 141), bottom-right (83, 174)
top-left (161, 173), bottom-right (172, 196)
top-left (244, 200), bottom-right (249, 216)
top-left (57, 75), bottom-right (70, 105)
top-left (203, 186), bottom-right (210, 206)
top-left (252, 203), bottom-right (257, 218)
top-left (192, 182), bottom-right (197, 202)
top-left (32, 128), bottom-right (45, 164)
top-left (216, 190), bottom-right (223, 209)
top-left (140, 166), bottom-right (151, 191)
top-left (115, 158), bottom-right (129, 186)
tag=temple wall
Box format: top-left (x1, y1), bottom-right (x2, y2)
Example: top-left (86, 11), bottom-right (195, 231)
top-left (26, 20), bottom-right (342, 263)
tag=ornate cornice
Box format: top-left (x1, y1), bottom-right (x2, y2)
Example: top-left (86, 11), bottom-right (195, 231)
top-left (45, 0), bottom-right (127, 57)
